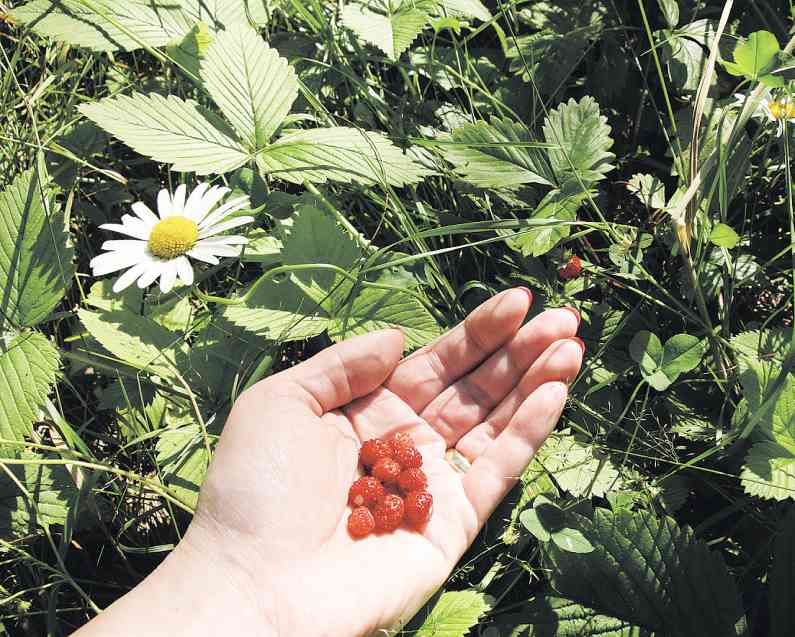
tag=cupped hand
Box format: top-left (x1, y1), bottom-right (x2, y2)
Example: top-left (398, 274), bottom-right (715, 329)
top-left (187, 288), bottom-right (583, 636)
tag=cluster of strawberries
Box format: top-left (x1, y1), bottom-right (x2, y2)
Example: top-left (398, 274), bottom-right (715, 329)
top-left (347, 432), bottom-right (433, 539)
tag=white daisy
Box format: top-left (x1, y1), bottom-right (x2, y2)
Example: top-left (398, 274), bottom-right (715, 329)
top-left (761, 95), bottom-right (795, 137)
top-left (90, 183), bottom-right (253, 294)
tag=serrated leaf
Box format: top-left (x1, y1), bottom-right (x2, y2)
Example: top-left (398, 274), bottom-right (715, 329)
top-left (78, 309), bottom-right (183, 376)
top-left (202, 25), bottom-right (297, 147)
top-left (0, 332), bottom-right (60, 443)
top-left (0, 452), bottom-right (80, 538)
top-left (709, 223), bottom-right (740, 248)
top-left (542, 96), bottom-right (615, 189)
top-left (257, 127), bottom-right (431, 186)
top-left (770, 509), bottom-right (795, 636)
top-left (156, 423), bottom-right (214, 509)
top-left (626, 173), bottom-right (666, 209)
top-left (741, 441), bottom-right (795, 501)
top-left (222, 278), bottom-right (330, 341)
top-left (731, 328), bottom-right (788, 373)
top-left (329, 282), bottom-right (442, 348)
top-left (723, 30), bottom-right (780, 80)
top-left (0, 168), bottom-right (74, 327)
top-left (532, 433), bottom-right (621, 497)
top-left (79, 93), bottom-right (249, 175)
top-left (444, 118), bottom-right (555, 188)
top-left (437, 0), bottom-right (491, 21)
top-left (415, 590), bottom-right (491, 637)
top-left (510, 189), bottom-right (585, 257)
top-left (341, 0), bottom-right (435, 60)
top-left (657, 0), bottom-right (678, 28)
top-left (495, 595), bottom-right (654, 636)
top-left (544, 508), bottom-right (744, 636)
top-left (661, 20), bottom-right (719, 93)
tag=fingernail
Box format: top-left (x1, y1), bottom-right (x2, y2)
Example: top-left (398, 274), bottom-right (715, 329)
top-left (518, 286), bottom-right (533, 304)
top-left (572, 336), bottom-right (586, 355)
top-left (563, 306), bottom-right (580, 327)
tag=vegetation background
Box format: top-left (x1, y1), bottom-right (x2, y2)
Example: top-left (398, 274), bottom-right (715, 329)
top-left (0, 0), bottom-right (794, 635)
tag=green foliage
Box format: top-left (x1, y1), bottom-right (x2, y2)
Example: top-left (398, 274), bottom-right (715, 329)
top-left (0, 452), bottom-right (80, 537)
top-left (0, 332), bottom-right (60, 443)
top-left (722, 30), bottom-right (782, 86)
top-left (627, 173), bottom-right (666, 209)
top-left (341, 0), bottom-right (436, 60)
top-left (629, 331), bottom-right (705, 391)
top-left (156, 422), bottom-right (214, 509)
top-left (709, 223), bottom-right (740, 248)
top-left (0, 168), bottom-right (74, 327)
top-left (414, 590), bottom-right (491, 637)
top-left (520, 496), bottom-right (595, 553)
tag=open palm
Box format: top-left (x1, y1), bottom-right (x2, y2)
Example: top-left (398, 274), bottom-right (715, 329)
top-left (192, 289), bottom-right (583, 636)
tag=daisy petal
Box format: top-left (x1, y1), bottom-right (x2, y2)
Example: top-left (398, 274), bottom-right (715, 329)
top-left (112, 262), bottom-right (149, 293)
top-left (91, 250), bottom-right (147, 276)
top-left (132, 201), bottom-right (160, 225)
top-left (195, 235), bottom-right (249, 246)
top-left (184, 183), bottom-right (210, 218)
top-left (99, 220), bottom-right (150, 240)
top-left (101, 239), bottom-right (148, 253)
top-left (192, 186), bottom-right (232, 224)
top-left (187, 247), bottom-right (221, 265)
top-left (172, 184), bottom-right (187, 215)
top-left (176, 256), bottom-right (194, 286)
top-left (199, 216), bottom-right (254, 238)
top-left (136, 261), bottom-right (164, 288)
top-left (197, 196), bottom-right (250, 230)
top-left (157, 188), bottom-right (174, 218)
top-left (159, 260), bottom-right (179, 293)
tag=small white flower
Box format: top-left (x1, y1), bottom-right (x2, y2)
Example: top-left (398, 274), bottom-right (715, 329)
top-left (761, 95), bottom-right (795, 137)
top-left (90, 183), bottom-right (253, 294)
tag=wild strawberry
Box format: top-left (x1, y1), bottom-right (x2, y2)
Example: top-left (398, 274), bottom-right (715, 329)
top-left (558, 255), bottom-right (582, 280)
top-left (373, 494), bottom-right (405, 532)
top-left (359, 439), bottom-right (391, 468)
top-left (404, 491), bottom-right (433, 526)
top-left (397, 468), bottom-right (427, 493)
top-left (372, 457), bottom-right (401, 483)
top-left (389, 432), bottom-right (414, 451)
top-left (347, 506), bottom-right (375, 538)
top-left (392, 444), bottom-right (422, 469)
top-left (348, 476), bottom-right (385, 508)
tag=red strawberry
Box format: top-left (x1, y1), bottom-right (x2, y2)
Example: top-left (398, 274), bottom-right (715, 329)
top-left (389, 432), bottom-right (414, 452)
top-left (359, 439), bottom-right (391, 468)
top-left (373, 494), bottom-right (405, 532)
top-left (372, 457), bottom-right (401, 484)
top-left (404, 491), bottom-right (433, 526)
top-left (558, 255), bottom-right (582, 280)
top-left (348, 476), bottom-right (385, 508)
top-left (347, 506), bottom-right (375, 538)
top-left (392, 444), bottom-right (422, 469)
top-left (397, 468), bottom-right (427, 493)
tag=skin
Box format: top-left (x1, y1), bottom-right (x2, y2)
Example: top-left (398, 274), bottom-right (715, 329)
top-left (75, 288), bottom-right (583, 637)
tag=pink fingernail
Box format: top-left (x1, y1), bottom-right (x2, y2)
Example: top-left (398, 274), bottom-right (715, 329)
top-left (572, 336), bottom-right (586, 355)
top-left (518, 286), bottom-right (533, 304)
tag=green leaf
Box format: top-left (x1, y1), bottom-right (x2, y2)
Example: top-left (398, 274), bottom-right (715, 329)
top-left (328, 282), bottom-right (442, 348)
top-left (166, 21), bottom-right (214, 79)
top-left (444, 118), bottom-right (555, 188)
top-left (551, 527), bottom-right (594, 553)
top-left (629, 330), bottom-right (663, 377)
top-left (544, 508), bottom-right (745, 637)
top-left (341, 0), bottom-right (435, 60)
top-left (79, 93), bottom-right (249, 175)
top-left (222, 278), bottom-right (330, 341)
top-left (629, 332), bottom-right (704, 390)
top-left (509, 189), bottom-right (585, 257)
top-left (741, 441), bottom-right (795, 501)
top-left (519, 508), bottom-right (552, 542)
top-left (0, 452), bottom-right (80, 538)
top-left (257, 127), bottom-right (432, 186)
top-left (542, 96), bottom-right (615, 189)
top-left (626, 173), bottom-right (666, 209)
top-left (0, 332), bottom-right (60, 444)
top-left (415, 590), bottom-right (491, 637)
top-left (437, 0), bottom-right (491, 22)
top-left (661, 20), bottom-right (722, 93)
top-left (723, 30), bottom-right (780, 80)
top-left (156, 422), bottom-right (214, 510)
top-left (0, 168), bottom-right (74, 327)
top-left (657, 0), bottom-right (679, 28)
top-left (709, 223), bottom-right (740, 248)
top-left (495, 595), bottom-right (654, 636)
top-left (532, 432), bottom-right (621, 497)
top-left (770, 509), bottom-right (795, 637)
top-left (11, 0), bottom-right (192, 51)
top-left (660, 334), bottom-right (705, 378)
top-left (202, 25), bottom-right (298, 147)
top-left (240, 230), bottom-right (283, 265)
top-left (78, 309), bottom-right (183, 376)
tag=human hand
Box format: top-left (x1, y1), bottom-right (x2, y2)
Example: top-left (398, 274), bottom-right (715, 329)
top-left (76, 289), bottom-right (583, 637)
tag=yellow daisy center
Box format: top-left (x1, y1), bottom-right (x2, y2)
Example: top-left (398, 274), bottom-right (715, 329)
top-left (148, 216), bottom-right (199, 259)
top-left (769, 100), bottom-right (795, 120)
